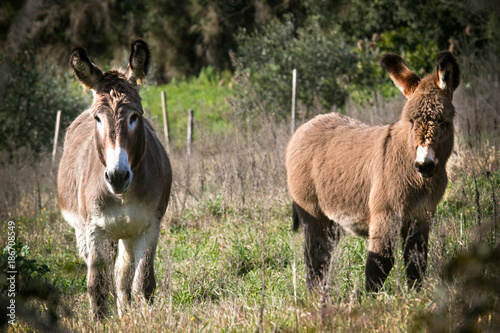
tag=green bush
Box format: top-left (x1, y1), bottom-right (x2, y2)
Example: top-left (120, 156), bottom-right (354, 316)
top-left (422, 241), bottom-right (500, 332)
top-left (233, 15), bottom-right (357, 121)
top-left (0, 240), bottom-right (50, 294)
top-left (0, 239), bottom-right (63, 330)
top-left (232, 1), bottom-right (500, 121)
top-left (0, 50), bottom-right (89, 155)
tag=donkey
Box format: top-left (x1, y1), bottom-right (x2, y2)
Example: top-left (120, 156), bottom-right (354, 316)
top-left (57, 39), bottom-right (172, 318)
top-left (286, 51), bottom-right (460, 292)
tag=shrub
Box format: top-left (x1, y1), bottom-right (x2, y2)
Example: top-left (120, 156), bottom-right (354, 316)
top-left (233, 14), bottom-right (356, 121)
top-left (423, 241), bottom-right (500, 332)
top-left (0, 50), bottom-right (89, 155)
top-left (0, 239), bottom-right (64, 330)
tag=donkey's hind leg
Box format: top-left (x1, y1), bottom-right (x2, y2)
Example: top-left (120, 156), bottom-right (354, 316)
top-left (294, 203), bottom-right (343, 290)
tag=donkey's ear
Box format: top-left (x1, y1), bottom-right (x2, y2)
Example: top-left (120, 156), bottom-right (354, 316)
top-left (70, 47), bottom-right (103, 91)
top-left (380, 53), bottom-right (421, 99)
top-left (434, 51), bottom-right (460, 97)
top-left (125, 39), bottom-right (151, 86)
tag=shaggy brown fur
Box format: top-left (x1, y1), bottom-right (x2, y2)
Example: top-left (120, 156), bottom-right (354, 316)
top-left (286, 51), bottom-right (460, 292)
top-left (58, 40), bottom-right (172, 318)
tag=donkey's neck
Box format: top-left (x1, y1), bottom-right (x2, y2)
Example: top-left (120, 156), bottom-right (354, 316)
top-left (387, 118), bottom-right (413, 155)
top-left (383, 118), bottom-right (419, 178)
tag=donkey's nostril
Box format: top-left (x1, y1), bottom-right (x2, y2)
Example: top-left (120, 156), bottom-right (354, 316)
top-left (104, 166), bottom-right (132, 194)
top-left (414, 161), bottom-right (436, 178)
top-left (106, 169), bottom-right (129, 183)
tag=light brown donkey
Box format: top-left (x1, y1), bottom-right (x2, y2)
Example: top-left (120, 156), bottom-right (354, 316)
top-left (58, 40), bottom-right (172, 318)
top-left (286, 51), bottom-right (460, 292)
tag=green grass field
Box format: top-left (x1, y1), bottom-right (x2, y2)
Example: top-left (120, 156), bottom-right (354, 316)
top-left (140, 68), bottom-right (234, 146)
top-left (2, 136), bottom-right (499, 332)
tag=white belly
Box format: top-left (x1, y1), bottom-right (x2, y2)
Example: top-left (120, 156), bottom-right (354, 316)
top-left (325, 211), bottom-right (369, 237)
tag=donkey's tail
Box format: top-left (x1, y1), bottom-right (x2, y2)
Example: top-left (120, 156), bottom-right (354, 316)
top-left (292, 201), bottom-right (300, 232)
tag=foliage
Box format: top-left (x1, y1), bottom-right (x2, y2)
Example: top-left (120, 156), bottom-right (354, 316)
top-left (233, 0), bottom-right (500, 115)
top-left (2, 0), bottom-right (499, 122)
top-left (0, 50), bottom-right (89, 155)
top-left (306, 0), bottom-right (499, 52)
top-left (0, 239), bottom-right (50, 294)
top-left (421, 241), bottom-right (500, 332)
top-left (0, 0), bottom-right (305, 81)
top-left (2, 0), bottom-right (499, 87)
top-left (0, 238), bottom-right (64, 330)
top-left (234, 15), bottom-right (356, 121)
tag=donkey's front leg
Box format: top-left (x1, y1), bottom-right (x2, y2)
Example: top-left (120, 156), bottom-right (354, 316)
top-left (131, 225), bottom-right (160, 303)
top-left (365, 213), bottom-right (398, 292)
top-left (87, 227), bottom-right (113, 319)
top-left (402, 220), bottom-right (430, 290)
top-left (115, 239), bottom-right (135, 316)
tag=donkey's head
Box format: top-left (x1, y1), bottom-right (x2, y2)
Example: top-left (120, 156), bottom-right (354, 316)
top-left (70, 39), bottom-right (151, 194)
top-left (381, 51), bottom-right (460, 178)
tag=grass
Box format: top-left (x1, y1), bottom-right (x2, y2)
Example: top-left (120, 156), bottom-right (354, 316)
top-left (1, 131), bottom-right (499, 332)
top-left (141, 67), bottom-right (234, 147)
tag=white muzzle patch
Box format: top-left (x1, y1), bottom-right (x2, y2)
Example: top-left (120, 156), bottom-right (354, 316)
top-left (414, 145), bottom-right (438, 178)
top-left (415, 145), bottom-right (435, 165)
top-left (106, 146), bottom-right (129, 172)
top-left (104, 145), bottom-right (133, 194)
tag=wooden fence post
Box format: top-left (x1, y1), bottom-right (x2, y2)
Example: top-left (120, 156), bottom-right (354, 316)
top-left (181, 109), bottom-right (195, 213)
top-left (161, 91), bottom-right (170, 150)
top-left (52, 110), bottom-right (62, 165)
top-left (187, 109), bottom-right (194, 160)
top-left (291, 68), bottom-right (297, 136)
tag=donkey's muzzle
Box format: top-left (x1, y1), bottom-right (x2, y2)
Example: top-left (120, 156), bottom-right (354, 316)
top-left (415, 145), bottom-right (436, 178)
top-left (105, 168), bottom-right (132, 194)
top-left (414, 160), bottom-right (436, 178)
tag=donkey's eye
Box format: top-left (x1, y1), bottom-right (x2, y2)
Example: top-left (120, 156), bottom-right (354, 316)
top-left (95, 116), bottom-right (101, 124)
top-left (130, 114), bottom-right (139, 125)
